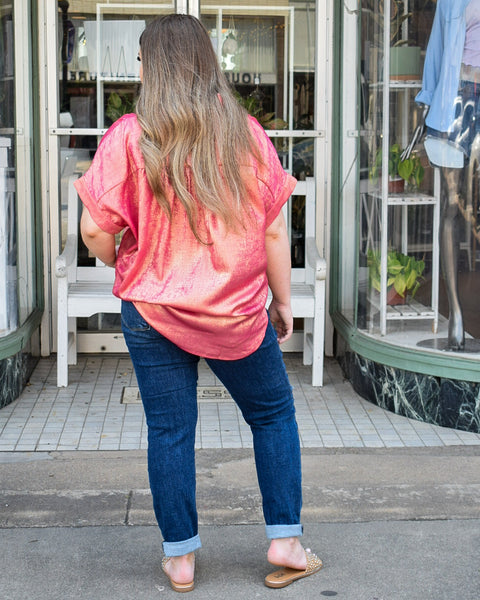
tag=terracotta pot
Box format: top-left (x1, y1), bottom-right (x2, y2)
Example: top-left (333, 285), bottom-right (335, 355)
top-left (388, 178), bottom-right (405, 194)
top-left (387, 287), bottom-right (406, 306)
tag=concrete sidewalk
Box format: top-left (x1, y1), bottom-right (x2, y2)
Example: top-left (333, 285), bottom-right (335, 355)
top-left (2, 521), bottom-right (479, 600)
top-left (2, 354), bottom-right (480, 599)
top-left (1, 448), bottom-right (480, 599)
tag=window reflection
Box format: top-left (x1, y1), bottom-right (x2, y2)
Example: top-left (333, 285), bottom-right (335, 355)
top-left (0, 10), bottom-right (17, 336)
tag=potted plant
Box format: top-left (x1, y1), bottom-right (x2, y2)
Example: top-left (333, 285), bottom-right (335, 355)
top-left (391, 0), bottom-right (421, 79)
top-left (373, 1), bottom-right (421, 79)
top-left (234, 91), bottom-right (288, 130)
top-left (369, 143), bottom-right (424, 192)
top-left (105, 92), bottom-right (136, 124)
top-left (367, 248), bottom-right (425, 305)
top-left (397, 149), bottom-right (424, 190)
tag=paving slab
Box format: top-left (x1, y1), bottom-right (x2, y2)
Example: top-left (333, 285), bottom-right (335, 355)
top-left (2, 355), bottom-right (480, 451)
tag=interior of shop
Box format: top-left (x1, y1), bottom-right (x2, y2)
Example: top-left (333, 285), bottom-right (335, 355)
top-left (349, 0), bottom-right (480, 357)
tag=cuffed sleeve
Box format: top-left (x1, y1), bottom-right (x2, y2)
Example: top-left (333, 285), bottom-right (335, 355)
top-left (248, 117), bottom-right (297, 228)
top-left (74, 114), bottom-right (141, 234)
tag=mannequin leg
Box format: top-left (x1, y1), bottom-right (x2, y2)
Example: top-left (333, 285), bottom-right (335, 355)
top-left (439, 167), bottom-right (465, 350)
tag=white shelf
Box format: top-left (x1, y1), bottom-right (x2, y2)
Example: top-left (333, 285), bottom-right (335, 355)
top-left (369, 296), bottom-right (436, 321)
top-left (97, 76), bottom-right (140, 83)
top-left (389, 79), bottom-right (422, 89)
top-left (387, 193), bottom-right (437, 206)
top-left (386, 299), bottom-right (436, 320)
top-left (370, 190), bottom-right (437, 205)
top-left (370, 79), bottom-right (421, 90)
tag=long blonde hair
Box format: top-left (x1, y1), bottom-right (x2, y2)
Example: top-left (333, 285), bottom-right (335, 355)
top-left (136, 14), bottom-right (261, 241)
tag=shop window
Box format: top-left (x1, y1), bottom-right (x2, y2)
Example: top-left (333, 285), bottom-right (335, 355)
top-left (339, 1), bottom-right (480, 354)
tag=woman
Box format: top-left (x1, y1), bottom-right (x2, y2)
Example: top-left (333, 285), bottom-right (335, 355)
top-left (75, 14), bottom-right (322, 592)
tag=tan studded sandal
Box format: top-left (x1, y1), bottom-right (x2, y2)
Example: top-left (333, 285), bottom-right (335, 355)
top-left (162, 557), bottom-right (195, 593)
top-left (264, 549), bottom-right (323, 589)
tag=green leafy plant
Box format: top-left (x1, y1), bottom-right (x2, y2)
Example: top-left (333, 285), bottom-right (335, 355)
top-left (105, 92), bottom-right (136, 123)
top-left (367, 248), bottom-right (425, 299)
top-left (397, 151), bottom-right (424, 188)
top-left (369, 143), bottom-right (424, 189)
top-left (372, 0), bottom-right (413, 47)
top-left (390, 0), bottom-right (412, 47)
top-left (234, 91), bottom-right (288, 130)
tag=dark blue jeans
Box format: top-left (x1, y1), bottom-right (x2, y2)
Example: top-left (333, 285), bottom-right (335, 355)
top-left (121, 300), bottom-right (302, 556)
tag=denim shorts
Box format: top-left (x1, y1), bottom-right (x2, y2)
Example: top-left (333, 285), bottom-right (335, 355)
top-left (427, 78), bottom-right (480, 163)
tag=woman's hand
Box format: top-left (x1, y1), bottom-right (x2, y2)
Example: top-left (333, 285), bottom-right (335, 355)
top-left (269, 299), bottom-right (293, 344)
top-left (265, 211), bottom-right (292, 344)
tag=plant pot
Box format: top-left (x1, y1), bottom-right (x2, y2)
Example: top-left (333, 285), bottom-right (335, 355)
top-left (388, 177), bottom-right (404, 193)
top-left (390, 46), bottom-right (421, 80)
top-left (387, 287), bottom-right (406, 306)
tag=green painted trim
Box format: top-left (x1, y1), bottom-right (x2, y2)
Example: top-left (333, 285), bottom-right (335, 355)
top-left (31, 0), bottom-right (44, 312)
top-left (329, 0), bottom-right (344, 315)
top-left (0, 309), bottom-right (42, 360)
top-left (333, 311), bottom-right (480, 383)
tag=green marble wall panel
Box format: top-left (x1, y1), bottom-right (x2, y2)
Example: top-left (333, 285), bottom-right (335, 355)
top-left (0, 352), bottom-right (33, 409)
top-left (340, 351), bottom-right (480, 434)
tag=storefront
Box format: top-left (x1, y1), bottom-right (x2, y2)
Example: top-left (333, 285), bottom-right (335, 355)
top-left (1, 1), bottom-right (479, 433)
top-left (333, 0), bottom-right (480, 433)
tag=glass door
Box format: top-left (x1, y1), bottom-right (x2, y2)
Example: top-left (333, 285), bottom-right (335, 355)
top-left (44, 0), bottom-right (328, 354)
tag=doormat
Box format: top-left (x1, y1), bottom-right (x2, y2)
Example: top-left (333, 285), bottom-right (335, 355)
top-left (121, 386), bottom-right (233, 404)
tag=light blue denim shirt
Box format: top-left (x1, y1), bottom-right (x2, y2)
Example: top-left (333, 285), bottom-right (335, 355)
top-left (416, 0), bottom-right (472, 132)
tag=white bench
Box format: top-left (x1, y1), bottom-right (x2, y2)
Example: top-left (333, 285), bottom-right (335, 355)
top-left (55, 177), bottom-right (326, 387)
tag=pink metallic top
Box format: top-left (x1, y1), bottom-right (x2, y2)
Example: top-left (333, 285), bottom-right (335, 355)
top-left (75, 113), bottom-right (296, 359)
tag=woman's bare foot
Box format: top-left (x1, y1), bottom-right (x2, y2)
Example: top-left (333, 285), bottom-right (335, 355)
top-left (163, 552), bottom-right (195, 585)
top-left (267, 537), bottom-right (307, 570)
top-left (265, 540), bottom-right (323, 588)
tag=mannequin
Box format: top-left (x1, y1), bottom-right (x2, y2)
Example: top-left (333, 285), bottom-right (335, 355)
top-left (416, 0), bottom-right (480, 351)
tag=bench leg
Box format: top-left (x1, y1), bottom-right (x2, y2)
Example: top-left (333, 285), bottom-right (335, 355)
top-left (57, 303), bottom-right (69, 388)
top-left (303, 318), bottom-right (313, 366)
top-left (311, 320), bottom-right (324, 387)
top-left (311, 284), bottom-right (326, 387)
top-left (57, 315), bottom-right (79, 386)
top-left (67, 316), bottom-right (77, 365)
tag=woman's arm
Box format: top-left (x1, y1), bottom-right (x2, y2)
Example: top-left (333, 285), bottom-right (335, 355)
top-left (265, 210), bottom-right (293, 344)
top-left (80, 206), bottom-right (117, 267)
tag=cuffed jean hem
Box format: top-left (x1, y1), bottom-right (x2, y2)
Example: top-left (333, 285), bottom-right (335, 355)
top-left (162, 534), bottom-right (202, 557)
top-left (265, 524), bottom-right (303, 539)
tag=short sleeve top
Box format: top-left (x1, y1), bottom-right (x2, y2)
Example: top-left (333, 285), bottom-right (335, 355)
top-left (74, 113), bottom-right (296, 359)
